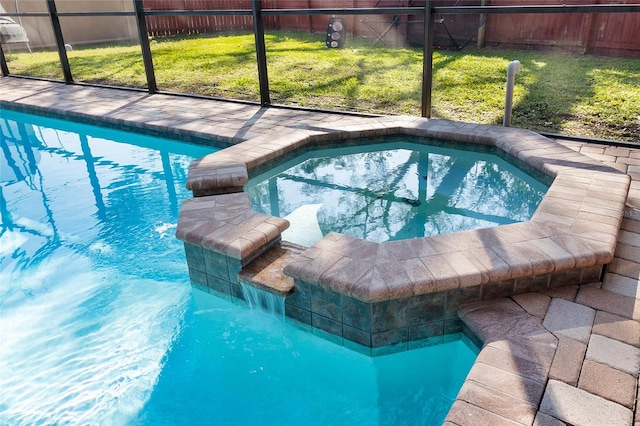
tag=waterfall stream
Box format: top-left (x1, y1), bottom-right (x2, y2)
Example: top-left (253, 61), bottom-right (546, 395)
top-left (239, 282), bottom-right (285, 320)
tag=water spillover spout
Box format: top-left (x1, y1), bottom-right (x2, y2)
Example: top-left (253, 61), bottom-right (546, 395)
top-left (503, 60), bottom-right (521, 127)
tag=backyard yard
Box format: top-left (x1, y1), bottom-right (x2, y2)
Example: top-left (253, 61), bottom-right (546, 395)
top-left (5, 31), bottom-right (639, 141)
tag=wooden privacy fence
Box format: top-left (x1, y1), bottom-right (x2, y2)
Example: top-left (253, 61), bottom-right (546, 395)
top-left (415, 0), bottom-right (640, 57)
top-left (142, 0), bottom-right (640, 58)
top-left (143, 0), bottom-right (306, 35)
top-left (142, 0), bottom-right (406, 40)
top-left (144, 0), bottom-right (255, 35)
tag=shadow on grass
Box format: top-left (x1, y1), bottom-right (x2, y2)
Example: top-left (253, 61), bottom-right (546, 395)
top-left (5, 54), bottom-right (64, 80)
top-left (268, 41), bottom-right (453, 115)
top-left (506, 54), bottom-right (597, 133)
top-left (501, 51), bottom-right (639, 141)
top-left (69, 54), bottom-right (147, 88)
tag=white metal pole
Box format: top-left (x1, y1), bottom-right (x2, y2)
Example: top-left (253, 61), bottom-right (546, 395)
top-left (503, 60), bottom-right (521, 127)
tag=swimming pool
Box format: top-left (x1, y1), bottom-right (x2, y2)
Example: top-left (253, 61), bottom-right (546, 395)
top-left (246, 139), bottom-right (548, 246)
top-left (0, 110), bottom-right (478, 425)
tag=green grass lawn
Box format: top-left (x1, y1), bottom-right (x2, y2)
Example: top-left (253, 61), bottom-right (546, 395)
top-left (4, 31), bottom-right (639, 141)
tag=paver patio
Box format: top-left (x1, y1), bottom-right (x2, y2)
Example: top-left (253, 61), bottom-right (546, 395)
top-left (1, 77), bottom-right (639, 425)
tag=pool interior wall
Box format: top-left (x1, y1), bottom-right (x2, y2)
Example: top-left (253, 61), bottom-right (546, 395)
top-left (176, 117), bottom-right (631, 353)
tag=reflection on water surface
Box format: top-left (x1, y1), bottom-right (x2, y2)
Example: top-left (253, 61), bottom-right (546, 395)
top-left (247, 139), bottom-right (549, 245)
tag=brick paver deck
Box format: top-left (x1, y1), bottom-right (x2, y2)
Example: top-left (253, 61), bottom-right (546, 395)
top-left (448, 144), bottom-right (640, 425)
top-left (1, 77), bottom-right (639, 425)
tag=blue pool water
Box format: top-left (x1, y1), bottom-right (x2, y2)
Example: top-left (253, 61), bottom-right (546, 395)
top-left (247, 140), bottom-right (548, 246)
top-left (0, 110), bottom-right (478, 425)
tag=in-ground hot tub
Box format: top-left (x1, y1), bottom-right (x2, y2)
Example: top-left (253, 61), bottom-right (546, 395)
top-left (245, 137), bottom-right (549, 247)
top-left (176, 117), bottom-right (630, 353)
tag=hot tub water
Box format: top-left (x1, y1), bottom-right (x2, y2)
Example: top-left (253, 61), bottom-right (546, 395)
top-left (246, 139), bottom-right (548, 246)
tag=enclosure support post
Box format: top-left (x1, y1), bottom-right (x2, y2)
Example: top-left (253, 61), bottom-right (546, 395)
top-left (134, 0), bottom-right (157, 94)
top-left (0, 43), bottom-right (9, 77)
top-left (421, 0), bottom-right (434, 118)
top-left (252, 0), bottom-right (271, 106)
top-left (46, 0), bottom-right (72, 84)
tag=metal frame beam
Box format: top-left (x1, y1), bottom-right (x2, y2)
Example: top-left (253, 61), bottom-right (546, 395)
top-left (0, 43), bottom-right (9, 77)
top-left (134, 0), bottom-right (157, 93)
top-left (46, 0), bottom-right (72, 84)
top-left (422, 1), bottom-right (434, 118)
top-left (434, 4), bottom-right (640, 15)
top-left (252, 0), bottom-right (270, 106)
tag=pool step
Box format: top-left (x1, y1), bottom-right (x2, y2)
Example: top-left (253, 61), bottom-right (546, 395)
top-left (238, 243), bottom-right (304, 296)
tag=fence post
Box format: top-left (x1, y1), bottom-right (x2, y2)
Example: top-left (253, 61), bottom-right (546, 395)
top-left (421, 0), bottom-right (434, 118)
top-left (580, 10), bottom-right (596, 54)
top-left (133, 0), bottom-right (158, 94)
top-left (252, 0), bottom-right (271, 106)
top-left (477, 0), bottom-right (487, 48)
top-left (46, 0), bottom-right (73, 84)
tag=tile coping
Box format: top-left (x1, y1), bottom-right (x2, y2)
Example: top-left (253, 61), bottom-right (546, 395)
top-left (176, 116), bottom-right (631, 303)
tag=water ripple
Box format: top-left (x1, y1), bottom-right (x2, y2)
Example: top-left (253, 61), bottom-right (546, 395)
top-left (0, 254), bottom-right (189, 425)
